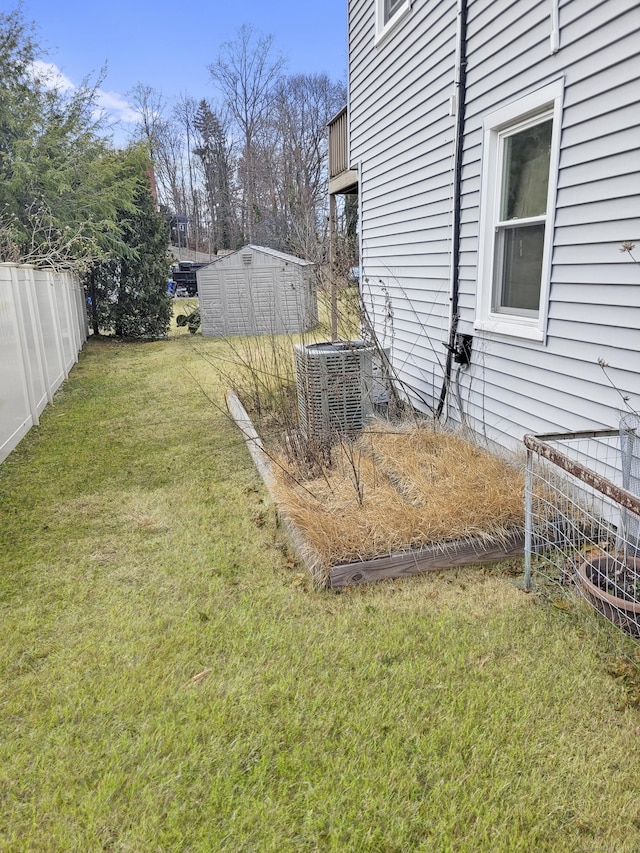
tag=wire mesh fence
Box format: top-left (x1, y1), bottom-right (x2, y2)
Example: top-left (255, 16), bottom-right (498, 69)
top-left (524, 416), bottom-right (640, 637)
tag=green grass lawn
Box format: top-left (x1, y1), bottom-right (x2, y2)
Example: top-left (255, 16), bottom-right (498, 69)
top-left (2, 320), bottom-right (640, 852)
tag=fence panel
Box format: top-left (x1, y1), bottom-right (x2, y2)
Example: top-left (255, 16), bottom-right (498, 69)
top-left (524, 427), bottom-right (640, 637)
top-left (0, 263), bottom-right (86, 464)
top-left (53, 271), bottom-right (76, 373)
top-left (32, 268), bottom-right (66, 397)
top-left (14, 266), bottom-right (48, 416)
top-left (0, 265), bottom-right (33, 461)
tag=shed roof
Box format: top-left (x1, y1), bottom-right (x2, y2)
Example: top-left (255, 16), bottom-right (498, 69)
top-left (201, 244), bottom-right (314, 268)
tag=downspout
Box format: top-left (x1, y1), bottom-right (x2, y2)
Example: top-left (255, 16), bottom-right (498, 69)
top-left (435, 0), bottom-right (469, 419)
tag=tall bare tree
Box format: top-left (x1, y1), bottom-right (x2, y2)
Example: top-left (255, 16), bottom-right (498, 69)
top-left (272, 73), bottom-right (346, 258)
top-left (209, 25), bottom-right (285, 242)
top-left (172, 95), bottom-right (203, 251)
top-left (129, 84), bottom-right (184, 214)
top-left (128, 84), bottom-right (165, 161)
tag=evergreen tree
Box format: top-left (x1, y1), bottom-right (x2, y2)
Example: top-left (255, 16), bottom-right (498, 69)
top-left (193, 100), bottom-right (239, 251)
top-left (95, 164), bottom-right (172, 339)
top-left (0, 8), bottom-right (172, 340)
top-left (0, 8), bottom-right (140, 269)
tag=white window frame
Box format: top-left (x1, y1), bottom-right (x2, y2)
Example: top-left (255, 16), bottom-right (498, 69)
top-left (375, 0), bottom-right (413, 44)
top-left (475, 80), bottom-right (564, 342)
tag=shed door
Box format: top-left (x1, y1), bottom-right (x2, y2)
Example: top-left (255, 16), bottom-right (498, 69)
top-left (221, 269), bottom-right (251, 335)
top-left (250, 268), bottom-right (277, 333)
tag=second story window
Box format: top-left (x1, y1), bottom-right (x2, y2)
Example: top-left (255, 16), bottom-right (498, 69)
top-left (384, 0), bottom-right (404, 23)
top-left (376, 0), bottom-right (412, 42)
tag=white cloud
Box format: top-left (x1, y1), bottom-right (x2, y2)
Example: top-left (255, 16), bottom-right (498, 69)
top-left (95, 89), bottom-right (139, 125)
top-left (28, 60), bottom-right (138, 144)
top-left (29, 60), bottom-right (76, 92)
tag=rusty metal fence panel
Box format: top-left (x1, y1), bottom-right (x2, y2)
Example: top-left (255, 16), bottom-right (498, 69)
top-left (524, 423), bottom-right (640, 636)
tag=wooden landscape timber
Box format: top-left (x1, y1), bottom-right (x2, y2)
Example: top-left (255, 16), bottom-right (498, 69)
top-left (226, 390), bottom-right (525, 589)
top-left (328, 530), bottom-right (524, 589)
top-left (226, 390), bottom-right (326, 587)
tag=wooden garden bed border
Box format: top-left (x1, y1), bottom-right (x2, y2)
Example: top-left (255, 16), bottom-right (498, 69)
top-left (226, 390), bottom-right (327, 588)
top-left (226, 390), bottom-right (524, 589)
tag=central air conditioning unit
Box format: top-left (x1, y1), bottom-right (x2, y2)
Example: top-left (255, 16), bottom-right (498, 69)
top-left (294, 340), bottom-right (390, 442)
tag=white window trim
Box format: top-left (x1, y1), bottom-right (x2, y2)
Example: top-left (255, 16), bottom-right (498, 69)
top-left (375, 0), bottom-right (413, 45)
top-left (475, 79), bottom-right (564, 343)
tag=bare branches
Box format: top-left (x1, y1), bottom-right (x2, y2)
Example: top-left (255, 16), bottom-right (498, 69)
top-left (128, 84), bottom-right (167, 162)
top-left (621, 241), bottom-right (639, 267)
top-left (209, 25), bottom-right (285, 243)
top-left (20, 202), bottom-right (97, 270)
top-left (209, 25), bottom-right (285, 144)
top-left (126, 26), bottom-right (347, 261)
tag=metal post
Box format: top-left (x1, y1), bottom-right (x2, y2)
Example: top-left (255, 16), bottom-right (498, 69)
top-left (329, 192), bottom-right (338, 342)
top-left (524, 448), bottom-right (534, 590)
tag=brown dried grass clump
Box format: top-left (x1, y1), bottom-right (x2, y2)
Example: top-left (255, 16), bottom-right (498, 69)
top-left (271, 420), bottom-right (524, 569)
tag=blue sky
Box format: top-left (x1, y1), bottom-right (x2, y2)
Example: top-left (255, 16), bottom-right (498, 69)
top-left (19, 0), bottom-right (348, 135)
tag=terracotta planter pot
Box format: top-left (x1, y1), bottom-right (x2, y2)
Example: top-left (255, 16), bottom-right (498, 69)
top-left (577, 554), bottom-right (640, 637)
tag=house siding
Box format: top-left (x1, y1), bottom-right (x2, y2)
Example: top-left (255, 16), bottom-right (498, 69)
top-left (350, 0), bottom-right (457, 398)
top-left (349, 0), bottom-right (640, 450)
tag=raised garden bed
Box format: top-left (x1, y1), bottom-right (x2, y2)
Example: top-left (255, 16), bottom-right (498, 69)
top-left (227, 391), bottom-right (525, 588)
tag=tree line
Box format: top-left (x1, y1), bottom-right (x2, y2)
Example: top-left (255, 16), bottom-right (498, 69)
top-left (131, 25), bottom-right (346, 262)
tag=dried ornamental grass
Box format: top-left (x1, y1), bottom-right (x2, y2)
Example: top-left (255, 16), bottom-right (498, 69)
top-left (271, 421), bottom-right (525, 568)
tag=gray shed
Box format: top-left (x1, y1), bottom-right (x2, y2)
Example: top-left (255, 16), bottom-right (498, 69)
top-left (197, 245), bottom-right (318, 337)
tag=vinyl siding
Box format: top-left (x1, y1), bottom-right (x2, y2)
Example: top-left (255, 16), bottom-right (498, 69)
top-left (350, 0), bottom-right (640, 449)
top-left (349, 0), bottom-right (457, 402)
top-left (461, 0), bottom-right (640, 447)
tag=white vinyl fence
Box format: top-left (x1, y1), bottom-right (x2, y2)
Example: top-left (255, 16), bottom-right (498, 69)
top-left (0, 263), bottom-right (87, 464)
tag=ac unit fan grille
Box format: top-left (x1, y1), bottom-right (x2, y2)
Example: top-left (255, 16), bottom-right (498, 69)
top-left (295, 342), bottom-right (378, 441)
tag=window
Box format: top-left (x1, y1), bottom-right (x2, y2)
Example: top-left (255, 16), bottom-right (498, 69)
top-left (494, 117), bottom-right (552, 315)
top-left (385, 0), bottom-right (404, 20)
top-left (376, 0), bottom-right (412, 42)
top-left (475, 81), bottom-right (563, 341)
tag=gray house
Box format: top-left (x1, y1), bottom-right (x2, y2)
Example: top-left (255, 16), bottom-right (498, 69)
top-left (197, 245), bottom-right (318, 337)
top-left (330, 0), bottom-right (640, 452)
